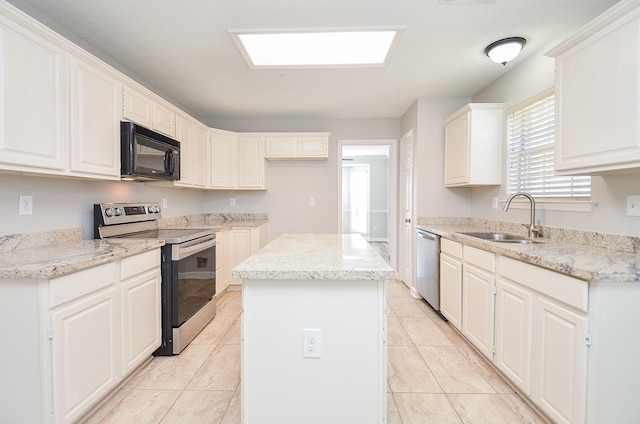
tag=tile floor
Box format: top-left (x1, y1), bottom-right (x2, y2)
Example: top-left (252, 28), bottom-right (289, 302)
top-left (84, 281), bottom-right (548, 424)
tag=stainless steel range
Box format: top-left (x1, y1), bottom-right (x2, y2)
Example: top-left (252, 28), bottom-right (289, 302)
top-left (94, 203), bottom-right (216, 355)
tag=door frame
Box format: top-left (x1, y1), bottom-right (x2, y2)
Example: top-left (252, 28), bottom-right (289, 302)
top-left (338, 139), bottom-right (398, 273)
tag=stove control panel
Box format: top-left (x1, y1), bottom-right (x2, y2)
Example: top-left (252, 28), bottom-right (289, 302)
top-left (94, 202), bottom-right (162, 232)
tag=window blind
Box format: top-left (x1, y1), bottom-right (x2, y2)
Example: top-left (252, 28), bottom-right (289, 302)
top-left (507, 92), bottom-right (590, 198)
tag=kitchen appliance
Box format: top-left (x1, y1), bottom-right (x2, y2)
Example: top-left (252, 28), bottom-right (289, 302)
top-left (121, 121), bottom-right (180, 181)
top-left (94, 202), bottom-right (216, 355)
top-left (416, 228), bottom-right (441, 312)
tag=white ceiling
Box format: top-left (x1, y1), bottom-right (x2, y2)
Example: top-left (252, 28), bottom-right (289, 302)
top-left (7, 0), bottom-right (618, 121)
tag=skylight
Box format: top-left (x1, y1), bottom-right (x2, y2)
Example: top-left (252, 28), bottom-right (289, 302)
top-left (230, 29), bottom-right (402, 68)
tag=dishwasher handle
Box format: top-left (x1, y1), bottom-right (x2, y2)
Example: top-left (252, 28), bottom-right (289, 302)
top-left (417, 230), bottom-right (437, 241)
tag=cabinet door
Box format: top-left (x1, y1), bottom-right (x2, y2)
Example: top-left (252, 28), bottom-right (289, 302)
top-left (495, 278), bottom-right (533, 395)
top-left (123, 86), bottom-right (152, 128)
top-left (121, 269), bottom-right (161, 375)
top-left (443, 112), bottom-right (469, 186)
top-left (230, 228), bottom-right (252, 284)
top-left (192, 124), bottom-right (209, 187)
top-left (51, 288), bottom-right (119, 424)
top-left (265, 136), bottom-right (296, 157)
top-left (0, 16), bottom-right (68, 172)
top-left (152, 102), bottom-right (176, 137)
top-left (70, 56), bottom-right (122, 178)
top-left (298, 136), bottom-right (328, 158)
top-left (215, 231), bottom-right (231, 294)
top-left (175, 115), bottom-right (194, 185)
top-left (210, 132), bottom-right (238, 188)
top-left (533, 297), bottom-right (588, 424)
top-left (238, 136), bottom-right (265, 188)
top-left (462, 263), bottom-right (495, 359)
top-left (439, 252), bottom-right (462, 330)
top-left (553, 9), bottom-right (640, 174)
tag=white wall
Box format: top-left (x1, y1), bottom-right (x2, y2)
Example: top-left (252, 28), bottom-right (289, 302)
top-left (0, 174), bottom-right (205, 238)
top-left (471, 46), bottom-right (640, 236)
top-left (204, 118), bottom-right (401, 242)
top-left (401, 98), bottom-right (471, 219)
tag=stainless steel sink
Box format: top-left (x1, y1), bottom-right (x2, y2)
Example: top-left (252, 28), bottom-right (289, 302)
top-left (460, 232), bottom-right (541, 244)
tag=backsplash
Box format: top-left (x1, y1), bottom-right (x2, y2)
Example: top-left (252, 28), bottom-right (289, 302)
top-left (0, 227), bottom-right (83, 253)
top-left (158, 213), bottom-right (269, 228)
top-left (419, 217), bottom-right (640, 253)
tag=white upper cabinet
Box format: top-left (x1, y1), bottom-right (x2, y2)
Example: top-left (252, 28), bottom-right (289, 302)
top-left (265, 133), bottom-right (330, 160)
top-left (443, 103), bottom-right (504, 187)
top-left (123, 85), bottom-right (176, 138)
top-left (210, 130), bottom-right (239, 188)
top-left (70, 56), bottom-right (122, 179)
top-left (0, 10), bottom-right (69, 173)
top-left (174, 114), bottom-right (194, 186)
top-left (547, 0), bottom-right (640, 175)
top-left (192, 124), bottom-right (209, 187)
top-left (238, 135), bottom-right (266, 188)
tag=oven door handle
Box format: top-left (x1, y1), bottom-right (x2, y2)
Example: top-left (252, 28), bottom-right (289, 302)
top-left (173, 238), bottom-right (216, 260)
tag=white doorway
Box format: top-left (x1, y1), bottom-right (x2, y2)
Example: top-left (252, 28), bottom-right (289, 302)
top-left (338, 139), bottom-right (397, 270)
top-left (398, 130), bottom-right (414, 290)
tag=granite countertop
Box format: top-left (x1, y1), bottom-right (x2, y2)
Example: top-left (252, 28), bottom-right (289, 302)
top-left (159, 213), bottom-right (268, 232)
top-left (418, 223), bottom-right (640, 283)
top-left (232, 234), bottom-right (395, 281)
top-left (0, 239), bottom-right (164, 280)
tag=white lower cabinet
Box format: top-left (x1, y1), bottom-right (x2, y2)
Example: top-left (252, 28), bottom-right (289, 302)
top-left (439, 239), bottom-right (462, 330)
top-left (0, 249), bottom-right (161, 424)
top-left (51, 285), bottom-right (119, 423)
top-left (119, 250), bottom-right (161, 375)
top-left (228, 225), bottom-right (268, 286)
top-left (461, 246), bottom-right (495, 359)
top-left (215, 230), bottom-right (231, 295)
top-left (497, 256), bottom-right (589, 424)
top-left (533, 297), bottom-right (588, 424)
top-left (495, 277), bottom-right (533, 395)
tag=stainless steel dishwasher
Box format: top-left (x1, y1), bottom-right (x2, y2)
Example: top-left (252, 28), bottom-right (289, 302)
top-left (416, 228), bottom-right (440, 311)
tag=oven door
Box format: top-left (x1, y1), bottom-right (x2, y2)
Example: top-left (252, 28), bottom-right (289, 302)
top-left (171, 236), bottom-right (216, 327)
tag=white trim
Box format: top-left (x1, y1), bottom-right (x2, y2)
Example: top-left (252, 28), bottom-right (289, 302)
top-left (500, 198), bottom-right (595, 213)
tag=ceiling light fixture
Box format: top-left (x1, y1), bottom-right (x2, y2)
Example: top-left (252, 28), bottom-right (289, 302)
top-left (230, 29), bottom-right (402, 68)
top-left (484, 37), bottom-right (526, 65)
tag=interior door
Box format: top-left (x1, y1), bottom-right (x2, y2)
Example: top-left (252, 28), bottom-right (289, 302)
top-left (399, 130), bottom-right (414, 287)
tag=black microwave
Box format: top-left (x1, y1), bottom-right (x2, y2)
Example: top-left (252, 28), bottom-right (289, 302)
top-left (121, 121), bottom-right (180, 181)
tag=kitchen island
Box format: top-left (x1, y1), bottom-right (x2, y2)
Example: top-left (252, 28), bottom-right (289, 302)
top-left (233, 234), bottom-right (395, 424)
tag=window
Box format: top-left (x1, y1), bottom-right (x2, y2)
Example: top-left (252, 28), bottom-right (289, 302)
top-left (507, 89), bottom-right (591, 199)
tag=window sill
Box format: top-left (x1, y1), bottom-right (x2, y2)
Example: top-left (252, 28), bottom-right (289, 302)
top-left (500, 199), bottom-right (594, 213)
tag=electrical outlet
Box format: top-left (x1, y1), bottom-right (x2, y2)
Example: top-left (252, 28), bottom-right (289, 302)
top-left (303, 328), bottom-right (322, 358)
top-left (18, 195), bottom-right (33, 215)
top-left (627, 195), bottom-right (640, 217)
top-left (230, 197), bottom-right (236, 207)
top-left (309, 197), bottom-right (315, 206)
top-left (162, 198), bottom-right (168, 209)
top-left (492, 196), bottom-right (499, 209)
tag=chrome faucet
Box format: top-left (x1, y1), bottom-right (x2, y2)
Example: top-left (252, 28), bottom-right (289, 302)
top-left (503, 192), bottom-right (541, 238)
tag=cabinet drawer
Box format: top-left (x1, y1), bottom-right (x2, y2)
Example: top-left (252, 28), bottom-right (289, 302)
top-left (498, 256), bottom-right (588, 312)
top-left (50, 262), bottom-right (117, 308)
top-left (120, 249), bottom-right (161, 280)
top-left (463, 245), bottom-right (495, 272)
top-left (441, 238), bottom-right (462, 259)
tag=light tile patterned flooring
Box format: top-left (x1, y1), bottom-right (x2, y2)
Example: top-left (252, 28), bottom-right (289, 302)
top-left (84, 281), bottom-right (547, 424)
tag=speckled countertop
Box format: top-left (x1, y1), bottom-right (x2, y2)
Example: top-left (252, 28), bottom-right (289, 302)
top-left (0, 238), bottom-right (164, 280)
top-left (232, 234), bottom-right (395, 281)
top-left (159, 213), bottom-right (268, 232)
top-left (0, 213), bottom-right (268, 281)
top-left (418, 222), bottom-right (640, 283)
